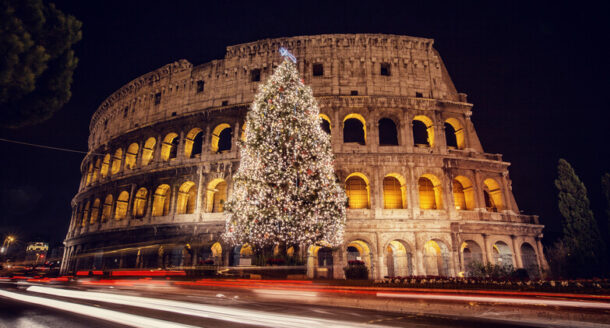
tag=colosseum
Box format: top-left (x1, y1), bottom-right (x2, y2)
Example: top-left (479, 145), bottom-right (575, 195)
top-left (62, 33), bottom-right (548, 279)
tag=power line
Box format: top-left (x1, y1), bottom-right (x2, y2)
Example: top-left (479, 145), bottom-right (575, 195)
top-left (0, 137), bottom-right (103, 156)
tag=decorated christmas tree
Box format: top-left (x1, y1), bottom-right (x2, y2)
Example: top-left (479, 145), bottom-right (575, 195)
top-left (223, 50), bottom-right (347, 250)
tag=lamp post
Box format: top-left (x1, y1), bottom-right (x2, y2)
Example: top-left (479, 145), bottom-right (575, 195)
top-left (1, 236), bottom-right (15, 259)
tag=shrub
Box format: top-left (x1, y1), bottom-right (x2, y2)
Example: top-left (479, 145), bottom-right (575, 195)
top-left (344, 260), bottom-right (368, 279)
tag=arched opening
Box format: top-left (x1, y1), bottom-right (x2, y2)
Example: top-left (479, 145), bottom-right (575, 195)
top-left (232, 243), bottom-right (253, 266)
top-left (345, 173), bottom-right (369, 209)
top-left (240, 122), bottom-right (247, 142)
top-left (343, 114), bottom-right (366, 145)
top-left (111, 148), bottom-right (123, 175)
top-left (101, 194), bottom-right (113, 222)
top-left (176, 181), bottom-right (197, 214)
top-left (453, 176), bottom-right (475, 210)
top-left (115, 191), bottom-right (129, 220)
top-left (423, 240), bottom-right (450, 276)
top-left (92, 158), bottom-right (100, 182)
top-left (319, 114), bottom-right (331, 134)
top-left (161, 133), bottom-right (179, 161)
top-left (461, 240), bottom-right (483, 275)
top-left (445, 118), bottom-right (465, 149)
top-left (125, 143), bottom-right (139, 170)
top-left (383, 174), bottom-right (406, 209)
top-left (85, 163), bottom-right (93, 186)
top-left (378, 118), bottom-right (398, 145)
top-left (100, 154), bottom-right (110, 178)
top-left (492, 241), bottom-right (513, 267)
top-left (184, 128), bottom-right (203, 158)
top-left (152, 184), bottom-right (171, 217)
top-left (521, 243), bottom-right (539, 279)
top-left (346, 240), bottom-right (372, 278)
top-left (483, 178), bottom-right (504, 212)
top-left (386, 240), bottom-right (413, 277)
top-left (444, 123), bottom-right (458, 149)
top-left (211, 124), bottom-right (232, 153)
top-left (207, 179), bottom-right (227, 213)
top-left (142, 137), bottom-right (156, 166)
top-left (132, 188), bottom-right (148, 219)
top-left (90, 198), bottom-right (100, 224)
top-left (418, 174), bottom-right (442, 210)
top-left (412, 115), bottom-right (434, 147)
top-left (81, 201), bottom-right (90, 226)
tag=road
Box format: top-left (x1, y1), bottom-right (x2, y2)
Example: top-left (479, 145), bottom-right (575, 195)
top-left (1, 279), bottom-right (609, 327)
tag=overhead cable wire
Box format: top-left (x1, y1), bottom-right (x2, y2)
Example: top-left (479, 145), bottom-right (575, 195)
top-left (0, 137), bottom-right (103, 156)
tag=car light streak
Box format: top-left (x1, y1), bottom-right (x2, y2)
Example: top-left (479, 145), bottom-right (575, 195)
top-left (27, 286), bottom-right (391, 328)
top-left (0, 289), bottom-right (196, 328)
top-left (376, 292), bottom-right (610, 310)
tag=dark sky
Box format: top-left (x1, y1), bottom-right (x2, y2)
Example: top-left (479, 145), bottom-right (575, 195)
top-left (1, 0), bottom-right (609, 249)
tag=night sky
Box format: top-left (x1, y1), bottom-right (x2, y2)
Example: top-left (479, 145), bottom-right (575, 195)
top-left (1, 1), bottom-right (609, 250)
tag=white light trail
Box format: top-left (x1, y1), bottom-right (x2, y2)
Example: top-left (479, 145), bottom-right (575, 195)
top-left (26, 286), bottom-right (390, 328)
top-left (376, 292), bottom-right (610, 310)
top-left (0, 289), bottom-right (196, 328)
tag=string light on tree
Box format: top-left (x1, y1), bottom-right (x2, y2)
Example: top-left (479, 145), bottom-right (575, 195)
top-left (222, 48), bottom-right (347, 249)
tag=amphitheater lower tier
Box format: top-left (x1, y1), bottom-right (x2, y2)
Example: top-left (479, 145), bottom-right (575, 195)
top-left (62, 208), bottom-right (546, 279)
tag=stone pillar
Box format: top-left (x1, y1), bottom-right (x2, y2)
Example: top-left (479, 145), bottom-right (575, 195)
top-left (306, 246), bottom-right (317, 279)
top-left (369, 116), bottom-right (378, 153)
top-left (169, 184), bottom-right (178, 218)
top-left (405, 112), bottom-right (414, 152)
top-left (146, 187), bottom-right (154, 223)
top-left (333, 108), bottom-right (342, 152)
top-left (154, 134), bottom-right (163, 163)
top-left (126, 183), bottom-right (136, 222)
top-left (441, 173), bottom-right (454, 214)
top-left (500, 171), bottom-right (512, 212)
top-left (232, 121), bottom-right (240, 153)
top-left (195, 166), bottom-right (204, 218)
top-left (414, 235), bottom-right (425, 276)
top-left (482, 233), bottom-right (492, 264)
top-left (135, 141), bottom-right (144, 168)
top-left (407, 162), bottom-right (419, 218)
top-left (535, 236), bottom-right (548, 274)
top-left (176, 130), bottom-right (185, 160)
top-left (511, 235), bottom-right (522, 268)
top-left (473, 169), bottom-right (485, 210)
top-left (435, 115), bottom-right (448, 154)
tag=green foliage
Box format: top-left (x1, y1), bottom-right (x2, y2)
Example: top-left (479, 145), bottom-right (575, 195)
top-left (555, 159), bottom-right (606, 277)
top-left (602, 173), bottom-right (610, 238)
top-left (467, 261), bottom-right (518, 279)
top-left (546, 240), bottom-right (569, 278)
top-left (343, 262), bottom-right (368, 280)
top-left (0, 0), bottom-right (82, 128)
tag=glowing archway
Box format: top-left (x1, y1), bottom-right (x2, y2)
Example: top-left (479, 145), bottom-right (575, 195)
top-left (445, 118), bottom-right (465, 149)
top-left (413, 115), bottom-right (434, 147)
top-left (418, 174), bottom-right (442, 210)
top-left (211, 124), bottom-right (232, 153)
top-left (383, 173), bottom-right (406, 209)
top-left (184, 128), bottom-right (203, 158)
top-left (343, 113), bottom-right (366, 144)
top-left (115, 191), bottom-right (129, 220)
top-left (453, 176), bottom-right (474, 210)
top-left (345, 173), bottom-right (370, 209)
top-left (176, 181), bottom-right (197, 214)
top-left (207, 178), bottom-right (227, 212)
top-left (125, 143), bottom-right (139, 170)
top-left (142, 137), bottom-right (156, 166)
top-left (152, 184), bottom-right (171, 216)
top-left (483, 178), bottom-right (504, 212)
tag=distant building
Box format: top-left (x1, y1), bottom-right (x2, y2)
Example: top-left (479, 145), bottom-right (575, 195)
top-left (25, 242), bottom-right (48, 265)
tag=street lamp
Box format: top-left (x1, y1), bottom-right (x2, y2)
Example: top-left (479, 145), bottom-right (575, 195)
top-left (1, 236), bottom-right (15, 255)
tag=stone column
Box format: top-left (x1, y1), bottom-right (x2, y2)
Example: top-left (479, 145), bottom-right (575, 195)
top-left (473, 169), bottom-right (485, 210)
top-left (146, 187), bottom-right (154, 223)
top-left (232, 121), bottom-right (240, 153)
top-left (176, 130), bottom-right (185, 160)
top-left (500, 171), bottom-right (512, 212)
top-left (136, 141), bottom-right (144, 168)
top-left (195, 166), bottom-right (204, 218)
top-left (407, 162), bottom-right (419, 217)
top-left (405, 112), bottom-right (414, 152)
top-left (154, 134), bottom-right (163, 163)
top-left (511, 235), bottom-right (522, 268)
top-left (414, 235), bottom-right (425, 275)
top-left (169, 184), bottom-right (178, 218)
top-left (482, 233), bottom-right (492, 264)
top-left (126, 183), bottom-right (136, 222)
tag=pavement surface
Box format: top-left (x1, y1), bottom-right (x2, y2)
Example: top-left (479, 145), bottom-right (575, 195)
top-left (1, 278), bottom-right (609, 327)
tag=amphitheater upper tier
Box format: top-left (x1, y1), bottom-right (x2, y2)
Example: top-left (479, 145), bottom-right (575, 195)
top-left (89, 34), bottom-right (464, 149)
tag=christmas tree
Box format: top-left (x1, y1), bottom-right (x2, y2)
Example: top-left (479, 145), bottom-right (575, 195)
top-left (223, 51), bottom-right (347, 250)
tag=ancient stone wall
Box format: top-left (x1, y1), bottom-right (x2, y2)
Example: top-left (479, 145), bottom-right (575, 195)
top-left (63, 34), bottom-right (547, 279)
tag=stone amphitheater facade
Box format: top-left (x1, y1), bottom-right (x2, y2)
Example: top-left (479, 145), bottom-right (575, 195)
top-left (62, 34), bottom-right (548, 279)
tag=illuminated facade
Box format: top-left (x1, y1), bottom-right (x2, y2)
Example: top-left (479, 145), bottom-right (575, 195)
top-left (62, 34), bottom-right (547, 279)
